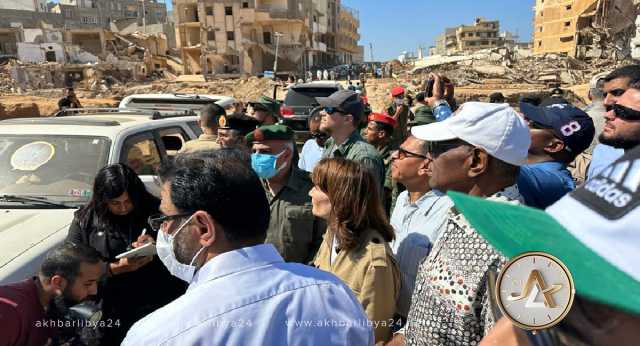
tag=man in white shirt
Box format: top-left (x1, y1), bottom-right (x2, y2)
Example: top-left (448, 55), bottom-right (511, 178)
top-left (123, 149), bottom-right (373, 345)
top-left (389, 135), bottom-right (453, 319)
top-left (299, 113), bottom-right (329, 172)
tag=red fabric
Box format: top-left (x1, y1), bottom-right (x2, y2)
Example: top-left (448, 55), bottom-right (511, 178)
top-left (368, 112), bottom-right (397, 127)
top-left (0, 278), bottom-right (53, 346)
top-left (390, 86), bottom-right (405, 97)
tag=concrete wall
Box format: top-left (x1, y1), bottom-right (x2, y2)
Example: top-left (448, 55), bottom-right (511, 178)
top-left (0, 0), bottom-right (36, 11)
top-left (17, 42), bottom-right (65, 63)
top-left (0, 8), bottom-right (65, 28)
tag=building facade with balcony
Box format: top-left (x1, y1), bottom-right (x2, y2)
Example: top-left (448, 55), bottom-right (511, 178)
top-left (336, 4), bottom-right (359, 64)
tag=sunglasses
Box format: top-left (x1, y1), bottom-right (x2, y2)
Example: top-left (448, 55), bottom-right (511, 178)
top-left (610, 104), bottom-right (640, 121)
top-left (324, 107), bottom-right (348, 115)
top-left (394, 147), bottom-right (428, 160)
top-left (427, 141), bottom-right (470, 158)
top-left (310, 132), bottom-right (329, 140)
top-left (604, 88), bottom-right (627, 98)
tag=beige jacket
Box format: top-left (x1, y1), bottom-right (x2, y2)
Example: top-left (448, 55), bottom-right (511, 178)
top-left (180, 134), bottom-right (220, 153)
top-left (314, 228), bottom-right (401, 343)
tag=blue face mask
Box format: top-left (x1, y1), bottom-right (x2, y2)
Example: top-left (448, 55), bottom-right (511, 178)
top-left (251, 150), bottom-right (286, 179)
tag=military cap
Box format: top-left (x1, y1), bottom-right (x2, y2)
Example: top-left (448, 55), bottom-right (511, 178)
top-left (409, 105), bottom-right (436, 126)
top-left (246, 124), bottom-right (294, 143)
top-left (368, 112), bottom-right (397, 128)
top-left (218, 113), bottom-right (260, 135)
top-left (249, 96), bottom-right (281, 117)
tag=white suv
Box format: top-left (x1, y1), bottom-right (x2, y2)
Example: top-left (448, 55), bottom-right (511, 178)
top-left (0, 109), bottom-right (201, 284)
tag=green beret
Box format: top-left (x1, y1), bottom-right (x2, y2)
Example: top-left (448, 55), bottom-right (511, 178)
top-left (246, 124), bottom-right (294, 143)
top-left (249, 96), bottom-right (281, 117)
top-left (409, 105), bottom-right (436, 126)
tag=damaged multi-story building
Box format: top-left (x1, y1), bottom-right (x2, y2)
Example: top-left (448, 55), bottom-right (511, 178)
top-left (174, 0), bottom-right (361, 76)
top-left (431, 17), bottom-right (521, 56)
top-left (533, 0), bottom-right (640, 59)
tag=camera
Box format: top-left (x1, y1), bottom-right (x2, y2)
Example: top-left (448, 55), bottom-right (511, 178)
top-left (425, 78), bottom-right (445, 98)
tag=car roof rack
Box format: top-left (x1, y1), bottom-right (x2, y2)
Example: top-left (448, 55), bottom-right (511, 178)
top-left (54, 107), bottom-right (197, 119)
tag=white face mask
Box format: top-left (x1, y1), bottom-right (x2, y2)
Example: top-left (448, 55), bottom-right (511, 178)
top-left (156, 215), bottom-right (207, 283)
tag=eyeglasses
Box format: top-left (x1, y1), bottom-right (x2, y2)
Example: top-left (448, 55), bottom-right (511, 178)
top-left (324, 107), bottom-right (348, 115)
top-left (148, 213), bottom-right (192, 233)
top-left (610, 103), bottom-right (640, 121)
top-left (394, 147), bottom-right (428, 160)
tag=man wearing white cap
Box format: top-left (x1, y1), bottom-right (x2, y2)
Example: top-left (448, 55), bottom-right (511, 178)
top-left (450, 145), bottom-right (640, 346)
top-left (386, 102), bottom-right (531, 345)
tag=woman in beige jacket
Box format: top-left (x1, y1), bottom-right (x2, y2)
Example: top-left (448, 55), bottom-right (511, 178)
top-left (310, 158), bottom-right (401, 343)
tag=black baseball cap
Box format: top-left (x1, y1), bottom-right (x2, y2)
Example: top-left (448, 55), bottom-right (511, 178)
top-left (218, 114), bottom-right (260, 135)
top-left (520, 102), bottom-right (595, 155)
top-left (315, 90), bottom-right (364, 120)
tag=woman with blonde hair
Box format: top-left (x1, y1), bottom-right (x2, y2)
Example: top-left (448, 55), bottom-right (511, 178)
top-left (310, 157), bottom-right (401, 343)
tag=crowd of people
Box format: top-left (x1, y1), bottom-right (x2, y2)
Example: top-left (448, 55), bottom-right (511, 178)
top-left (2, 64), bottom-right (640, 346)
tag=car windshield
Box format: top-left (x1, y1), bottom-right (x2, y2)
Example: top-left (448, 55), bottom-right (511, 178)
top-left (285, 88), bottom-right (338, 106)
top-left (0, 135), bottom-right (111, 206)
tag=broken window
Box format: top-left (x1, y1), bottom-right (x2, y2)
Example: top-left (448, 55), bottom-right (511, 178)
top-left (225, 6), bottom-right (232, 15)
top-left (206, 6), bottom-right (213, 15)
top-left (560, 36), bottom-right (573, 42)
top-left (564, 21), bottom-right (570, 27)
top-left (566, 5), bottom-right (572, 10)
top-left (208, 30), bottom-right (215, 41)
top-left (538, 41), bottom-right (542, 47)
top-left (242, 2), bottom-right (249, 8)
top-left (230, 55), bottom-right (239, 65)
top-left (227, 31), bottom-right (235, 41)
top-left (539, 26), bottom-right (543, 32)
top-left (263, 31), bottom-right (272, 44)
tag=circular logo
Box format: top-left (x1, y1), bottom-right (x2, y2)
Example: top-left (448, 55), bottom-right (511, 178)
top-left (10, 141), bottom-right (55, 171)
top-left (495, 252), bottom-right (575, 330)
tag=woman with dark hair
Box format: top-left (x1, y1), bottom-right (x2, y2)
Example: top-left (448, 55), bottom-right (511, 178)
top-left (67, 163), bottom-right (185, 345)
top-left (310, 158), bottom-right (401, 343)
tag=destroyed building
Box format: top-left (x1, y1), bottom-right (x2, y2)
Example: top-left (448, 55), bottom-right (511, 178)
top-left (432, 18), bottom-right (504, 56)
top-left (174, 0), bottom-right (360, 76)
top-left (336, 5), bottom-right (360, 64)
top-left (534, 0), bottom-right (640, 59)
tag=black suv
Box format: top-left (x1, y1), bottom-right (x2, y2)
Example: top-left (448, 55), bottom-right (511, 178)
top-left (280, 82), bottom-right (343, 135)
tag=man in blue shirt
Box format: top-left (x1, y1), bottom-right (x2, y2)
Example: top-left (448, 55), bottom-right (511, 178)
top-left (123, 149), bottom-right (373, 345)
top-left (518, 102), bottom-right (595, 208)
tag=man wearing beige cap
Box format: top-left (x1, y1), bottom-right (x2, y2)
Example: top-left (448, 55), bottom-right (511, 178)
top-left (386, 102), bottom-right (531, 346)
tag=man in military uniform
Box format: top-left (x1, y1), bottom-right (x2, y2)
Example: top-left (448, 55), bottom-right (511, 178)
top-left (363, 112), bottom-right (397, 214)
top-left (248, 96), bottom-right (281, 126)
top-left (217, 113), bottom-right (260, 150)
top-left (246, 125), bottom-right (325, 263)
top-left (316, 90), bottom-right (385, 190)
top-left (387, 86), bottom-right (410, 148)
top-left (180, 104), bottom-right (226, 153)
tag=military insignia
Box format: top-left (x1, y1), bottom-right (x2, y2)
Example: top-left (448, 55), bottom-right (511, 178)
top-left (218, 115), bottom-right (227, 128)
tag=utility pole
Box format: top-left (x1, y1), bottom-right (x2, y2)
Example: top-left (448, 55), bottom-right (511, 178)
top-left (369, 42), bottom-right (374, 62)
top-left (141, 0), bottom-right (146, 33)
top-left (273, 31), bottom-right (283, 79)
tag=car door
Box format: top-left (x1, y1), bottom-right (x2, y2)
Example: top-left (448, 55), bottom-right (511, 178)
top-left (154, 126), bottom-right (191, 160)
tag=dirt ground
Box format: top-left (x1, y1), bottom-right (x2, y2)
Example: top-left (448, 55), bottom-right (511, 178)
top-left (0, 74), bottom-right (590, 120)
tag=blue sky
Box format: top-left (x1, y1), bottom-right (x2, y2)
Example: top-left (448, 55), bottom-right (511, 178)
top-left (151, 0), bottom-right (535, 62)
top-left (343, 0), bottom-right (535, 61)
